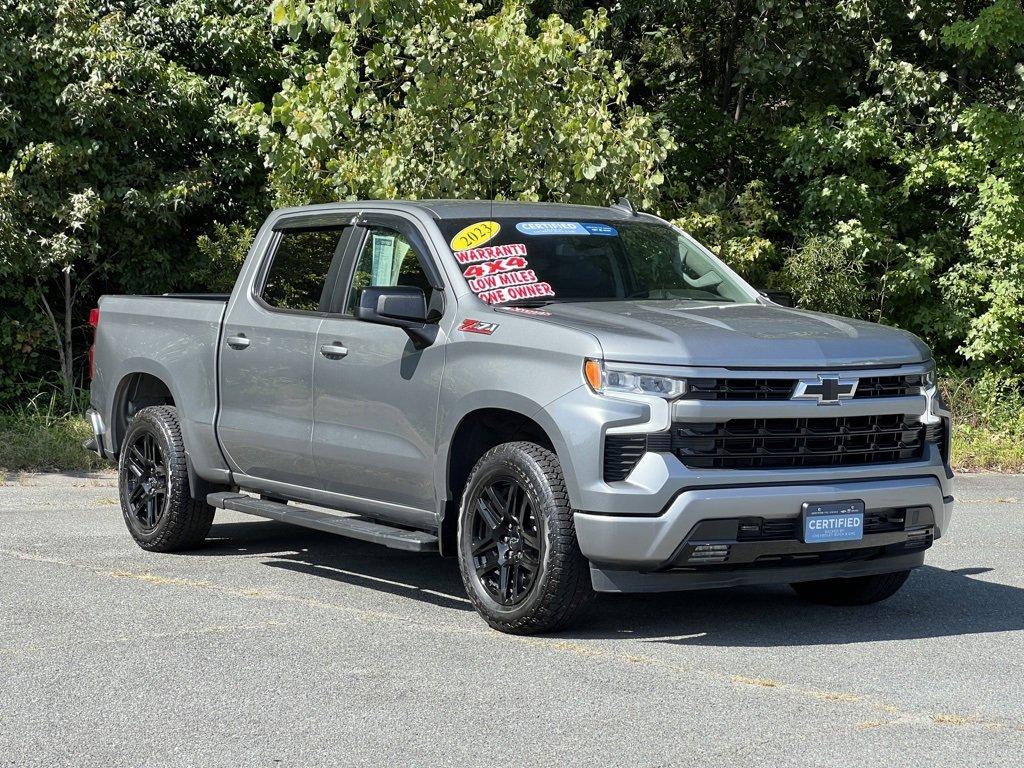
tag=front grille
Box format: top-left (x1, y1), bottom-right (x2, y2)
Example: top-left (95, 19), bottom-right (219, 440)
top-left (673, 414), bottom-right (926, 469)
top-left (682, 378), bottom-right (794, 401)
top-left (736, 509), bottom-right (907, 542)
top-left (853, 374), bottom-right (923, 398)
top-left (602, 412), bottom-right (944, 481)
top-left (679, 374), bottom-right (923, 401)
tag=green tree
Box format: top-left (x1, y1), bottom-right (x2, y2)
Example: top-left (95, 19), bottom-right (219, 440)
top-left (781, 0), bottom-right (1024, 374)
top-left (0, 0), bottom-right (282, 404)
top-left (239, 0), bottom-right (672, 206)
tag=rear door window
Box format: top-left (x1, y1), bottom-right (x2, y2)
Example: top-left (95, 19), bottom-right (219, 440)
top-left (261, 228), bottom-right (346, 312)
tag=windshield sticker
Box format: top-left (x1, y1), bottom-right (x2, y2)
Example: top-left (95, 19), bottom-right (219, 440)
top-left (462, 255), bottom-right (529, 279)
top-left (450, 221), bottom-right (500, 251)
top-left (458, 318), bottom-right (499, 335)
top-left (516, 221), bottom-right (588, 236)
top-left (582, 222), bottom-right (618, 236)
top-left (454, 240), bottom-right (555, 305)
top-left (477, 282), bottom-right (555, 305)
top-left (514, 221), bottom-right (619, 237)
top-left (454, 242), bottom-right (528, 265)
top-left (467, 269), bottom-right (540, 294)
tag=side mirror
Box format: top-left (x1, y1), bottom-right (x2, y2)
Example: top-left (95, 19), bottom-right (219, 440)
top-left (759, 290), bottom-right (794, 307)
top-left (356, 286), bottom-right (437, 348)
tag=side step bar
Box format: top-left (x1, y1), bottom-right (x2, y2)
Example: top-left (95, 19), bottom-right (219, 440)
top-left (207, 492), bottom-right (439, 553)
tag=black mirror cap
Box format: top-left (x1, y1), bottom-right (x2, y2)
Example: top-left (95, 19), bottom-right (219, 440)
top-left (759, 290), bottom-right (794, 307)
top-left (357, 286), bottom-right (428, 323)
top-left (355, 286), bottom-right (437, 348)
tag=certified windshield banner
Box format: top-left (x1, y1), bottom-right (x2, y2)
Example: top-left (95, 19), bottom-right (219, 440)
top-left (515, 221), bottom-right (618, 237)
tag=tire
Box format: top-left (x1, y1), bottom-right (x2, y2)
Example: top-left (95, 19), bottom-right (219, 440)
top-left (118, 405), bottom-right (215, 552)
top-left (790, 570), bottom-right (911, 606)
top-left (457, 441), bottom-right (593, 634)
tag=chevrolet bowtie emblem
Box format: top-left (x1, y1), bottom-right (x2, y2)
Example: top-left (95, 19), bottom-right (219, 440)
top-left (792, 375), bottom-right (858, 405)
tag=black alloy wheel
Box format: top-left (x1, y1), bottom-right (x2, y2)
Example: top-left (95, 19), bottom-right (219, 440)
top-left (469, 476), bottom-right (543, 606)
top-left (457, 441), bottom-right (593, 634)
top-left (117, 405), bottom-right (215, 552)
top-left (123, 431), bottom-right (169, 531)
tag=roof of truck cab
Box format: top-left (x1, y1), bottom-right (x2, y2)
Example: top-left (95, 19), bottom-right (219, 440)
top-left (291, 199), bottom-right (638, 221)
top-left (408, 199), bottom-right (637, 221)
top-left (269, 200), bottom-right (648, 230)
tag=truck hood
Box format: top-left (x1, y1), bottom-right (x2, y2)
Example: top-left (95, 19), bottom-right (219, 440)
top-left (512, 300), bottom-right (930, 368)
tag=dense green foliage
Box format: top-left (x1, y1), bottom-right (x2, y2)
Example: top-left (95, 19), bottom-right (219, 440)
top-left (566, 0), bottom-right (1024, 386)
top-left (2, 0), bottom-right (1022, 410)
top-left (244, 0), bottom-right (670, 205)
top-left (0, 0), bottom-right (282, 401)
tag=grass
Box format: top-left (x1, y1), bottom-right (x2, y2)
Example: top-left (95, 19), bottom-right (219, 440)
top-left (942, 372), bottom-right (1024, 473)
top-left (1, 374), bottom-right (1022, 474)
top-left (0, 392), bottom-right (111, 475)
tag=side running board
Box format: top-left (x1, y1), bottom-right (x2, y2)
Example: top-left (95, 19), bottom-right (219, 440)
top-left (207, 492), bottom-right (439, 553)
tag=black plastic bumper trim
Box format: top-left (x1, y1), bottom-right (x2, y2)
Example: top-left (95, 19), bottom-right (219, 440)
top-left (590, 551), bottom-right (927, 593)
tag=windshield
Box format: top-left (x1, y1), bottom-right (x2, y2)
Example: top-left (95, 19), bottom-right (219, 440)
top-left (439, 217), bottom-right (756, 306)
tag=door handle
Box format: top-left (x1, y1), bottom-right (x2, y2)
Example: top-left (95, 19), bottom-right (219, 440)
top-left (226, 334), bottom-right (250, 350)
top-left (319, 342), bottom-right (349, 359)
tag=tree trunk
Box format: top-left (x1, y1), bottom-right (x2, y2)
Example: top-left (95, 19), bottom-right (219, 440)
top-left (36, 270), bottom-right (76, 410)
top-left (62, 267), bottom-right (74, 406)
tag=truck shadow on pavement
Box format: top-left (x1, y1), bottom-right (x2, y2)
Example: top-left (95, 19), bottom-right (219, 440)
top-left (200, 519), bottom-right (1024, 646)
top-left (199, 519), bottom-right (473, 613)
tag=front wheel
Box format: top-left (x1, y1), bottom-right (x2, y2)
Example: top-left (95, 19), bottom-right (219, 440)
top-left (790, 570), bottom-right (911, 606)
top-left (457, 442), bottom-right (593, 634)
top-left (118, 405), bottom-right (214, 552)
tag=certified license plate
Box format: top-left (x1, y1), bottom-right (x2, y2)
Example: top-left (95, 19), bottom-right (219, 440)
top-left (802, 500), bottom-right (865, 544)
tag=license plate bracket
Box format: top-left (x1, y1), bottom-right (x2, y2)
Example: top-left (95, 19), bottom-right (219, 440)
top-left (802, 500), bottom-right (865, 544)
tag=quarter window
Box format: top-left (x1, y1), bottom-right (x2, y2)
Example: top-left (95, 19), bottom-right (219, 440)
top-left (261, 228), bottom-right (345, 312)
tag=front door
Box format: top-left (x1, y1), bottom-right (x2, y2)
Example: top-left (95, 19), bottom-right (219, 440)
top-left (218, 223), bottom-right (350, 488)
top-left (312, 220), bottom-right (447, 525)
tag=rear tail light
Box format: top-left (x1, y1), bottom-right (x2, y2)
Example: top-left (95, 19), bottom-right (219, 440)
top-left (88, 307), bottom-right (99, 379)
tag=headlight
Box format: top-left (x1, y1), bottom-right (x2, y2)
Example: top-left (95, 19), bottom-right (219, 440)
top-left (921, 368), bottom-right (936, 390)
top-left (584, 359), bottom-right (686, 399)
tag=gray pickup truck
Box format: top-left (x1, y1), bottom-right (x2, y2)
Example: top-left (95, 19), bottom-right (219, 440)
top-left (86, 199), bottom-right (953, 634)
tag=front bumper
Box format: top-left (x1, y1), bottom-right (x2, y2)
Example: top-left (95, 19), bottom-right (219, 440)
top-left (542, 361), bottom-right (953, 591)
top-left (574, 475), bottom-right (952, 592)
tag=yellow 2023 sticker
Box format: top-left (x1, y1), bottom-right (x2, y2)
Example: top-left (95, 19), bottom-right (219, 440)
top-left (450, 221), bottom-right (500, 252)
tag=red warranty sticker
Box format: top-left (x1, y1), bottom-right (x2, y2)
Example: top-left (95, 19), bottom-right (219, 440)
top-left (467, 269), bottom-right (539, 293)
top-left (458, 318), bottom-right (499, 335)
top-left (478, 282), bottom-right (555, 305)
top-left (455, 243), bottom-right (528, 266)
top-left (462, 255), bottom-right (529, 278)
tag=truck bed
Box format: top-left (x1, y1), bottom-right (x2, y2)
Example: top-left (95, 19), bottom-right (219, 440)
top-left (90, 294), bottom-right (230, 480)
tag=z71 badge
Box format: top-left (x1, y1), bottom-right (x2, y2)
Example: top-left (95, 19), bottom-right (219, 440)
top-left (458, 319), bottom-right (499, 335)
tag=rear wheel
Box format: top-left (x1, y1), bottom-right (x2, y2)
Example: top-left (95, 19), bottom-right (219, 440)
top-left (118, 406), bottom-right (214, 552)
top-left (790, 570), bottom-right (911, 606)
top-left (457, 442), bottom-right (593, 634)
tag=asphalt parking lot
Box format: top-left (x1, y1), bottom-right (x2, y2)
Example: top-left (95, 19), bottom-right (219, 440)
top-left (2, 472), bottom-right (1023, 767)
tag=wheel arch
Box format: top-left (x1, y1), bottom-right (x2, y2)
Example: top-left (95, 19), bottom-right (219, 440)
top-left (110, 367), bottom-right (178, 455)
top-left (437, 399), bottom-right (575, 556)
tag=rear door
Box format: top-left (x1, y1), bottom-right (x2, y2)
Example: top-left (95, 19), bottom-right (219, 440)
top-left (311, 214), bottom-right (448, 525)
top-left (218, 220), bottom-right (353, 488)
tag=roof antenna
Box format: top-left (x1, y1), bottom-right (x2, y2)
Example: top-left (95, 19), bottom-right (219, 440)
top-left (611, 196), bottom-right (637, 216)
